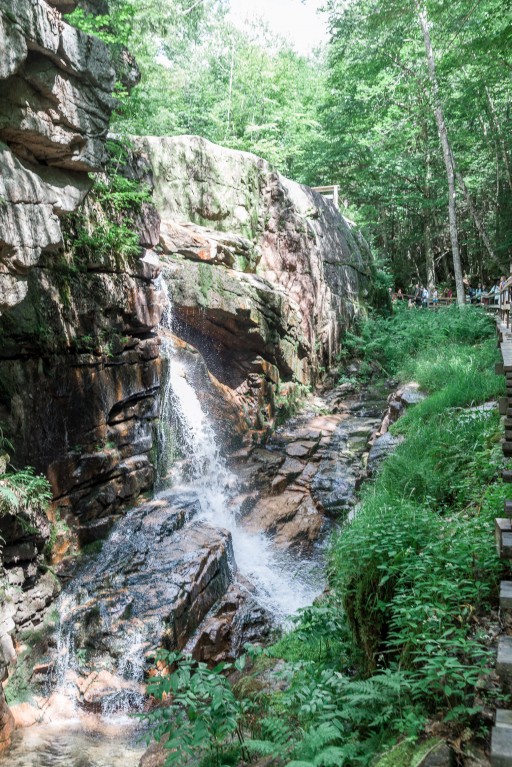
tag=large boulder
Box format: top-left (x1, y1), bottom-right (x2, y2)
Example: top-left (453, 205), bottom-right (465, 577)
top-left (54, 490), bottom-right (234, 707)
top-left (133, 135), bottom-right (372, 438)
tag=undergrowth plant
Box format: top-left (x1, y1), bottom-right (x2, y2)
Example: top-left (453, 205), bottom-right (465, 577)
top-left (146, 306), bottom-right (507, 766)
top-left (0, 466), bottom-right (52, 518)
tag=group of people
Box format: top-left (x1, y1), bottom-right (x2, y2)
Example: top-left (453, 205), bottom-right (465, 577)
top-left (389, 276), bottom-right (510, 308)
top-left (390, 285), bottom-right (450, 308)
top-left (467, 277), bottom-right (508, 304)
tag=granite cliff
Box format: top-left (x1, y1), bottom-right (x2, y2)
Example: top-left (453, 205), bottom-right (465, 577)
top-left (0, 0), bottom-right (372, 749)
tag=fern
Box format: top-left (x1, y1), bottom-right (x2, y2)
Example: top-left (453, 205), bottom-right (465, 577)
top-left (0, 467), bottom-right (52, 517)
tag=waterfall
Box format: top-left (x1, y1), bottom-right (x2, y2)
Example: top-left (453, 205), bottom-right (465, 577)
top-left (156, 273), bottom-right (322, 621)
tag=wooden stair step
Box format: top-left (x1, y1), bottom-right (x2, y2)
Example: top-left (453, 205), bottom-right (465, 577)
top-left (495, 519), bottom-right (512, 558)
top-left (497, 637), bottom-right (512, 687)
top-left (503, 442), bottom-right (512, 457)
top-left (501, 582), bottom-right (512, 611)
top-left (492, 711), bottom-right (512, 766)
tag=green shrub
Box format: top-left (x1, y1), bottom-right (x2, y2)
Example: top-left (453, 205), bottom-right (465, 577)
top-left (146, 307), bottom-right (506, 766)
top-left (340, 305), bottom-right (496, 380)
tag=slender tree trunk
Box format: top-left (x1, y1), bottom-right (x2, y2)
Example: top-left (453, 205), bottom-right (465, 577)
top-left (225, 44), bottom-right (235, 138)
top-left (416, 1), bottom-right (465, 305)
top-left (423, 122), bottom-right (435, 289)
top-left (450, 147), bottom-right (499, 267)
top-left (485, 86), bottom-right (512, 194)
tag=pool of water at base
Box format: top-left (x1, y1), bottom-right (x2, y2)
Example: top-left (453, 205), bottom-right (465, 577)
top-left (0, 718), bottom-right (147, 767)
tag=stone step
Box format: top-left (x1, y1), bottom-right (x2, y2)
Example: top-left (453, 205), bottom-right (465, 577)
top-left (497, 637), bottom-right (512, 689)
top-left (504, 501), bottom-right (512, 516)
top-left (504, 471), bottom-right (512, 484)
top-left (491, 710), bottom-right (512, 766)
top-left (501, 582), bottom-right (512, 611)
top-left (497, 709), bottom-right (512, 728)
top-left (503, 441), bottom-right (512, 457)
top-left (496, 519), bottom-right (512, 559)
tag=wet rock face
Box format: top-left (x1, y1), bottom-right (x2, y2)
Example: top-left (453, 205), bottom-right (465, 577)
top-left (61, 491), bottom-right (234, 674)
top-left (0, 3), bottom-right (156, 743)
top-left (237, 386), bottom-right (388, 552)
top-left (0, 0), bottom-right (161, 526)
top-left (135, 135), bottom-right (372, 439)
top-left (186, 579), bottom-right (272, 664)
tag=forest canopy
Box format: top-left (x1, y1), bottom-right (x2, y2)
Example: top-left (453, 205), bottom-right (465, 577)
top-left (67, 0), bottom-right (512, 293)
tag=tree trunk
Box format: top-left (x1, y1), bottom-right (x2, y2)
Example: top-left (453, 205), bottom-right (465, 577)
top-left (416, 1), bottom-right (465, 305)
top-left (485, 86), bottom-right (512, 194)
top-left (423, 121), bottom-right (435, 289)
top-left (450, 147), bottom-right (499, 267)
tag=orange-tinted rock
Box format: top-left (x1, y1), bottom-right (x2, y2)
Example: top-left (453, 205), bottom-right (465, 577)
top-left (0, 691), bottom-right (14, 753)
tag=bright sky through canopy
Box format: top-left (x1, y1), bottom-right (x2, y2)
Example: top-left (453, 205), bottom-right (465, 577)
top-left (228, 0), bottom-right (328, 55)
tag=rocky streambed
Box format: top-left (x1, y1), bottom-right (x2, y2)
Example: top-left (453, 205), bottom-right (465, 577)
top-left (0, 377), bottom-right (424, 767)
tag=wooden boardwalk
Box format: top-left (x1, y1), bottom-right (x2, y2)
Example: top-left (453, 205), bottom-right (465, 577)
top-left (490, 278), bottom-right (512, 765)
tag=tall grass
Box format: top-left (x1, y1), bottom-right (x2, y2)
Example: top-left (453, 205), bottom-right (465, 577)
top-left (281, 307), bottom-right (507, 762)
top-left (145, 307), bottom-right (508, 767)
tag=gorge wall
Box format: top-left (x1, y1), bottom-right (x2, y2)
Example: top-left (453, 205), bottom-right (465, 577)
top-left (0, 0), bottom-right (372, 749)
top-left (0, 0), bottom-right (156, 746)
top-left (132, 134), bottom-right (372, 444)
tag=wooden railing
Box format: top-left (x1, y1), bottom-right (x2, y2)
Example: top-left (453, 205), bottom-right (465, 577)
top-left (499, 277), bottom-right (512, 329)
top-left (312, 185), bottom-right (339, 209)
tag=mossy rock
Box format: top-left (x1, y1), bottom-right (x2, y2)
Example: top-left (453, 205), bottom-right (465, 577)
top-left (374, 738), bottom-right (451, 767)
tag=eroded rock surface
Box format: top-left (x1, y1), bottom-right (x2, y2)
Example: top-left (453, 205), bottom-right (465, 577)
top-left (186, 578), bottom-right (272, 664)
top-left (134, 135), bottom-right (372, 440)
top-left (0, 0), bottom-right (116, 312)
top-left (53, 490), bottom-right (234, 705)
top-left (0, 0), bottom-right (162, 530)
top-left (236, 385), bottom-right (388, 551)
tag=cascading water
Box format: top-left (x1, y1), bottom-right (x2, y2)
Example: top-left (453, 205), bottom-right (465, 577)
top-left (1, 271), bottom-right (327, 767)
top-left (156, 273), bottom-right (322, 621)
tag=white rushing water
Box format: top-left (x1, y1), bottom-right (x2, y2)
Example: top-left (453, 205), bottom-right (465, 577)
top-left (156, 273), bottom-right (322, 621)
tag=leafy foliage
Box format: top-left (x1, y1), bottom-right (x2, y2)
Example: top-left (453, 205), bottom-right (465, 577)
top-left (0, 467), bottom-right (52, 519)
top-left (320, 0), bottom-right (512, 285)
top-left (143, 651), bottom-right (248, 767)
top-left (145, 308), bottom-right (506, 765)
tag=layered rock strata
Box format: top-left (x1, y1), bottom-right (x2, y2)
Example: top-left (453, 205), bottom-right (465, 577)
top-left (0, 0), bottom-right (152, 747)
top-left (133, 135), bottom-right (372, 442)
top-left (0, 0), bottom-right (161, 532)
